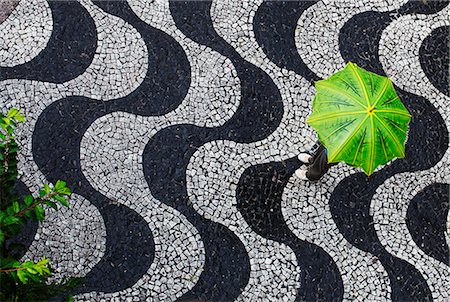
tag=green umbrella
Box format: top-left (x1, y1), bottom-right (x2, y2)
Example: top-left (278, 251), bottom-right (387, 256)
top-left (306, 62), bottom-right (411, 176)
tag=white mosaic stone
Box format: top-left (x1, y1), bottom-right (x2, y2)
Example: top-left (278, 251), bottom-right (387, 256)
top-left (0, 0), bottom-right (52, 67)
top-left (295, 0), bottom-right (408, 78)
top-left (23, 193), bottom-right (106, 282)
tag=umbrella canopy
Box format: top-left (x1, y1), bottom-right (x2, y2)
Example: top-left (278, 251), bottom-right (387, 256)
top-left (307, 62), bottom-right (411, 176)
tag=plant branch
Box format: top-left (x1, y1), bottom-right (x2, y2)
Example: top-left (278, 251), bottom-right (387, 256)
top-left (13, 192), bottom-right (58, 218)
top-left (0, 266), bottom-right (27, 273)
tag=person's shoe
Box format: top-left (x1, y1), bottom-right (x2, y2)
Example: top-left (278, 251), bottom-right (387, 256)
top-left (295, 169), bottom-right (309, 180)
top-left (298, 153), bottom-right (313, 164)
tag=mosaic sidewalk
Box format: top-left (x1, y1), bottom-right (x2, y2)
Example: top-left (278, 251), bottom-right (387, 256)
top-left (0, 0), bottom-right (449, 301)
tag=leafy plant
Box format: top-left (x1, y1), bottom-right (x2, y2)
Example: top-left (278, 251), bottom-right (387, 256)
top-left (307, 62), bottom-right (411, 176)
top-left (0, 108), bottom-right (80, 301)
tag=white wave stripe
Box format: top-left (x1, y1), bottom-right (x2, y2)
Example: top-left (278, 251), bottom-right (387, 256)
top-left (77, 1), bottom-right (243, 299)
top-left (207, 0), bottom-right (391, 300)
top-left (281, 166), bottom-right (392, 302)
top-left (295, 0), bottom-right (408, 78)
top-left (0, 0), bottom-right (52, 67)
top-left (23, 193), bottom-right (106, 282)
top-left (371, 169), bottom-right (450, 301)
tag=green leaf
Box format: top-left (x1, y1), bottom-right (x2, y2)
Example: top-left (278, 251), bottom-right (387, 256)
top-left (307, 62), bottom-right (411, 176)
top-left (7, 108), bottom-right (20, 118)
top-left (66, 295), bottom-right (75, 302)
top-left (26, 267), bottom-right (39, 274)
top-left (0, 229), bottom-right (4, 245)
top-left (6, 206), bottom-right (14, 216)
top-left (17, 270), bottom-right (28, 284)
top-left (54, 180), bottom-right (66, 191)
top-left (28, 272), bottom-right (40, 282)
top-left (24, 195), bottom-right (33, 206)
top-left (45, 200), bottom-right (58, 210)
top-left (13, 201), bottom-right (20, 213)
top-left (53, 194), bottom-right (69, 207)
top-left (2, 117), bottom-right (10, 125)
top-left (3, 216), bottom-right (20, 226)
top-left (35, 205), bottom-right (45, 221)
top-left (58, 187), bottom-right (72, 196)
top-left (43, 183), bottom-right (51, 195)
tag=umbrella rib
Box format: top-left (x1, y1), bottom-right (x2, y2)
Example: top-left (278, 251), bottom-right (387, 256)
top-left (329, 115), bottom-right (369, 162)
top-left (380, 115), bottom-right (408, 134)
top-left (369, 115), bottom-right (375, 174)
top-left (307, 111), bottom-right (365, 123)
top-left (349, 63), bottom-right (370, 107)
top-left (378, 128), bottom-right (389, 162)
top-left (316, 82), bottom-right (367, 109)
top-left (352, 129), bottom-right (366, 165)
top-left (375, 109), bottom-right (411, 117)
top-left (373, 114), bottom-right (405, 157)
top-left (370, 78), bottom-right (390, 109)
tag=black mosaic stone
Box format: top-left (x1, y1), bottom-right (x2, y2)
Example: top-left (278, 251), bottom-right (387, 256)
top-left (0, 1), bottom-right (97, 83)
top-left (406, 183), bottom-right (449, 266)
top-left (419, 26), bottom-right (450, 96)
top-left (236, 158), bottom-right (344, 302)
top-left (253, 0), bottom-right (320, 82)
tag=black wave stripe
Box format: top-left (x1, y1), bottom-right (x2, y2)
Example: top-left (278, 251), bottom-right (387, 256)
top-left (253, 0), bottom-right (320, 82)
top-left (141, 1), bottom-right (285, 300)
top-left (339, 11), bottom-right (393, 75)
top-left (419, 26), bottom-right (450, 96)
top-left (31, 0), bottom-right (193, 293)
top-left (0, 1), bottom-right (97, 83)
top-left (236, 158), bottom-right (344, 302)
top-left (335, 3), bottom-right (449, 300)
top-left (32, 100), bottom-right (155, 293)
top-left (397, 0), bottom-right (449, 15)
top-left (406, 183), bottom-right (449, 266)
